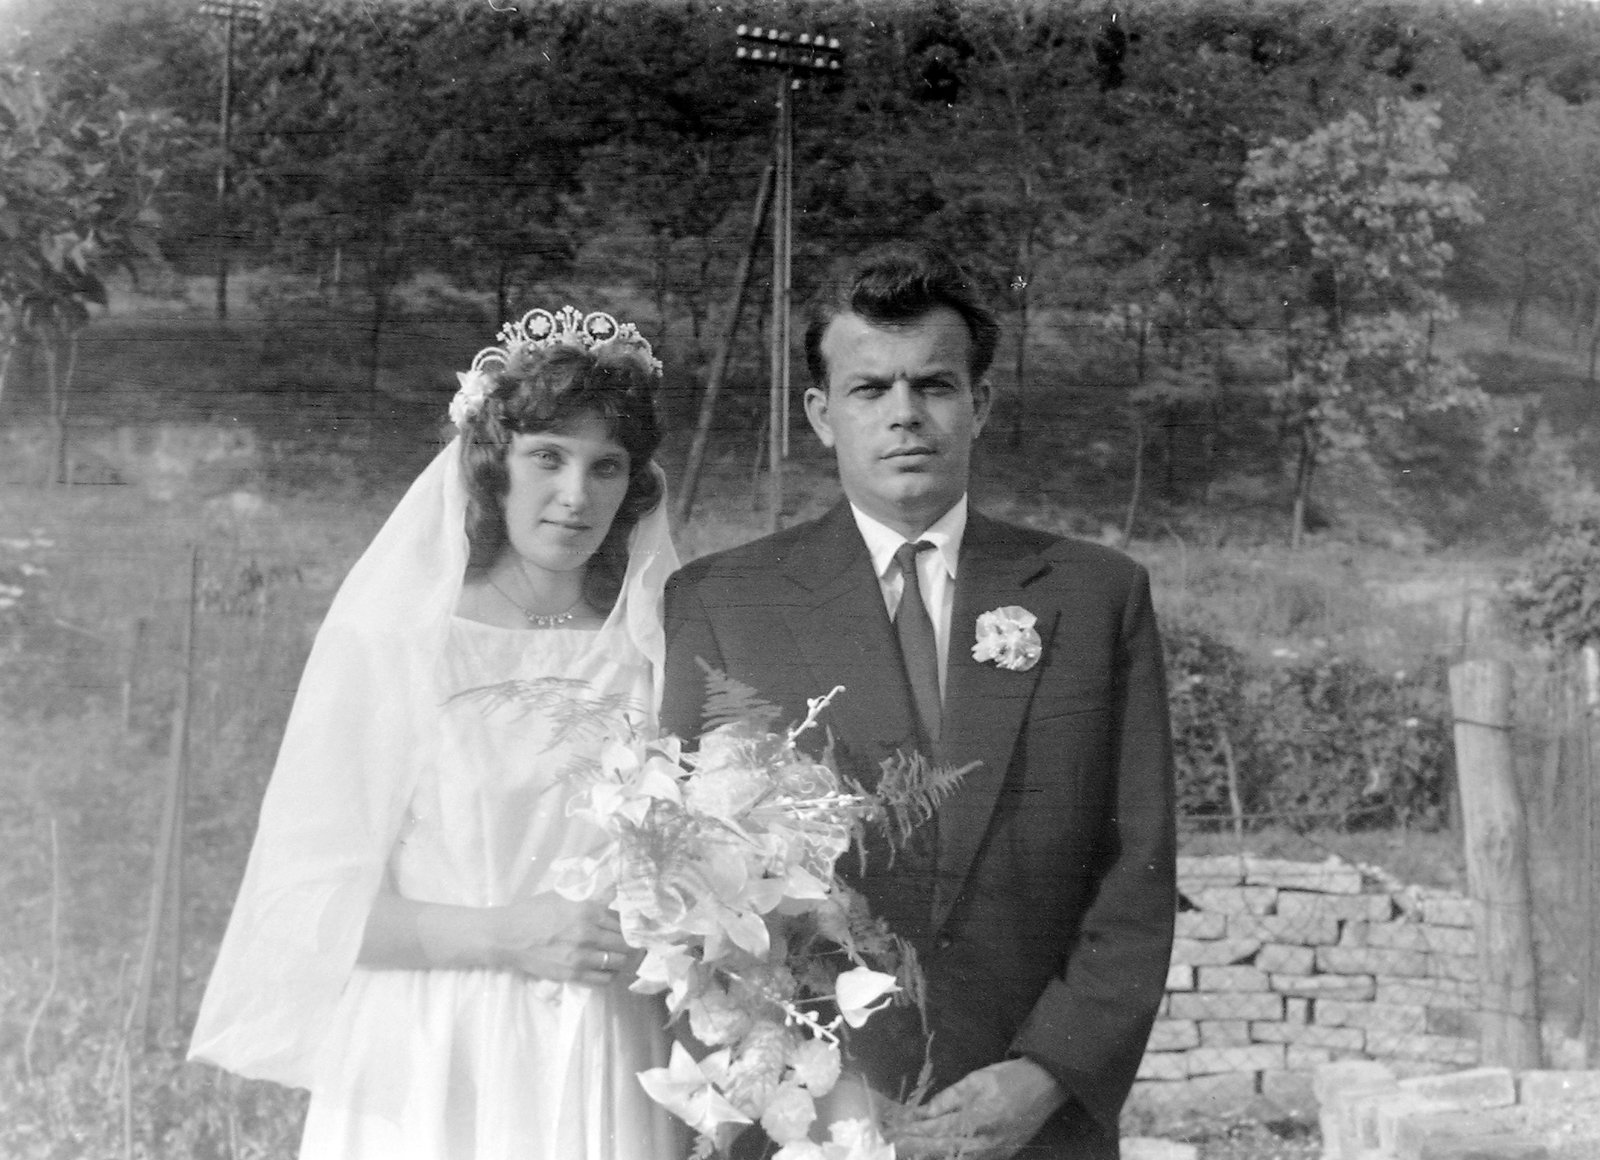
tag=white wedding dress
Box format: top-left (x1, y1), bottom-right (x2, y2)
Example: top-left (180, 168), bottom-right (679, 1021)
top-left (297, 619), bottom-right (683, 1160)
top-left (189, 439), bottom-right (686, 1160)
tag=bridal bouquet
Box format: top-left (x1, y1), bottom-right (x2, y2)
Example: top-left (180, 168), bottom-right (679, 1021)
top-left (544, 666), bottom-right (969, 1160)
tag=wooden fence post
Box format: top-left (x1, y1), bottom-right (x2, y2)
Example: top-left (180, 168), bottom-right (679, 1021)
top-left (1583, 645), bottom-right (1600, 1067)
top-left (1449, 658), bottom-right (1542, 1069)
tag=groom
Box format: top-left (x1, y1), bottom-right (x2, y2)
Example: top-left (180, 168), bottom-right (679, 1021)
top-left (660, 244), bottom-right (1175, 1159)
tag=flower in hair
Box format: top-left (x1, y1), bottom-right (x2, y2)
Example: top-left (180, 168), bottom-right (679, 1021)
top-left (449, 368), bottom-right (494, 428)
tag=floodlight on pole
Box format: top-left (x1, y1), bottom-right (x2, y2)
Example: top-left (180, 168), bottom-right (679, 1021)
top-left (733, 23), bottom-right (844, 532)
top-left (198, 0), bottom-right (264, 322)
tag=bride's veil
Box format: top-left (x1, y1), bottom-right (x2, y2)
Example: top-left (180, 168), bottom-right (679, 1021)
top-left (188, 436), bottom-right (678, 1087)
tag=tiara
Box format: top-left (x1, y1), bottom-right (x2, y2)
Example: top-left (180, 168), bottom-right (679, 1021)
top-left (449, 306), bottom-right (663, 427)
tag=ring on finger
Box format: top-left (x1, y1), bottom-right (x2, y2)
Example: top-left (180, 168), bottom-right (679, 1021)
top-left (602, 951), bottom-right (613, 970)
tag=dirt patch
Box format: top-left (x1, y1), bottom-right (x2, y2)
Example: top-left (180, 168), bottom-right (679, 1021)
top-left (1175, 1118), bottom-right (1322, 1160)
top-left (1500, 1098), bottom-right (1600, 1159)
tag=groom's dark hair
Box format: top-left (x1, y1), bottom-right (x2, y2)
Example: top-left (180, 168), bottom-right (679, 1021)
top-left (803, 242), bottom-right (1000, 387)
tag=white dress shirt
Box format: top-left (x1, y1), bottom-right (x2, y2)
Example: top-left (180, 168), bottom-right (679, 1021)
top-left (849, 496), bottom-right (968, 699)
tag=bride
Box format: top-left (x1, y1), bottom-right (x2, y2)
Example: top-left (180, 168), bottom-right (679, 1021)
top-left (190, 308), bottom-right (686, 1160)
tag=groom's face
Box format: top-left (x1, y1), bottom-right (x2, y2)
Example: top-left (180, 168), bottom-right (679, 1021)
top-left (805, 307), bottom-right (991, 540)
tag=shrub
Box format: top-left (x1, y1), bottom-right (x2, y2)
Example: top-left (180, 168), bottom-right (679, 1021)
top-left (1508, 513), bottom-right (1600, 650)
top-left (1249, 655), bottom-right (1451, 829)
top-left (1163, 623), bottom-right (1257, 818)
top-left (1164, 622), bottom-right (1452, 830)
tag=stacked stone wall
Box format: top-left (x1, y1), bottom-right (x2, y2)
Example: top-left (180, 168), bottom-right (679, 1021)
top-left (1125, 855), bottom-right (1481, 1129)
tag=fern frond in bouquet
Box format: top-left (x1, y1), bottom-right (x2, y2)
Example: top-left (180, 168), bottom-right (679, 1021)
top-left (449, 676), bottom-right (640, 747)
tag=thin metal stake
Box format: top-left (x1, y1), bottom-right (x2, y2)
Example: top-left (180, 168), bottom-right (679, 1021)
top-left (122, 616), bottom-right (147, 731)
top-left (131, 545), bottom-right (201, 1045)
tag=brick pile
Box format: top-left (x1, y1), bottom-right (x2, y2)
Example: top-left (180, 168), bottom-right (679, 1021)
top-left (1315, 1060), bottom-right (1600, 1158)
top-left (1123, 854), bottom-right (1482, 1130)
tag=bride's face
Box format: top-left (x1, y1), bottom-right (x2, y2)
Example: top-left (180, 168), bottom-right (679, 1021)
top-left (501, 413), bottom-right (631, 580)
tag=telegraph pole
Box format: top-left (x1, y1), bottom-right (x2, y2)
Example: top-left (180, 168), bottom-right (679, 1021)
top-left (735, 25), bottom-right (843, 532)
top-left (198, 0), bottom-right (264, 321)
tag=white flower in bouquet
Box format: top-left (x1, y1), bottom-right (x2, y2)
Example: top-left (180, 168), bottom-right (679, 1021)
top-left (684, 727), bottom-right (779, 818)
top-left (587, 734), bottom-right (684, 826)
top-left (632, 942), bottom-right (697, 1009)
top-left (720, 1022), bottom-right (792, 1118)
top-left (760, 1081), bottom-right (818, 1145)
top-left (787, 1037), bottom-right (843, 1095)
top-left (834, 968), bottom-right (901, 1029)
top-left (772, 1119), bottom-right (897, 1160)
top-left (636, 1043), bottom-right (751, 1139)
top-left (688, 980), bottom-right (756, 1047)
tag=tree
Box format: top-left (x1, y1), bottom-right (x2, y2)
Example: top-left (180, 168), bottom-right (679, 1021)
top-left (0, 64), bottom-right (190, 481)
top-left (1237, 98), bottom-right (1483, 547)
top-left (404, 5), bottom-right (617, 327)
top-left (574, 6), bottom-right (769, 376)
top-left (1093, 300), bottom-right (1221, 542)
top-left (922, 0), bottom-right (1097, 450)
top-left (1448, 81), bottom-right (1590, 342)
top-left (23, 0), bottom-right (226, 269)
top-left (236, 1), bottom-right (445, 392)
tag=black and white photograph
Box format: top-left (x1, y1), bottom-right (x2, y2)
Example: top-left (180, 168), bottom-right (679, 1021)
top-left (3, 1), bottom-right (1599, 1157)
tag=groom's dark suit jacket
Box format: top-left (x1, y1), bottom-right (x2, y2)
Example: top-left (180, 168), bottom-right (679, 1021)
top-left (660, 501), bottom-right (1176, 1158)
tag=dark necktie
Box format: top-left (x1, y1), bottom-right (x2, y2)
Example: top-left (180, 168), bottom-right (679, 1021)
top-left (893, 540), bottom-right (941, 749)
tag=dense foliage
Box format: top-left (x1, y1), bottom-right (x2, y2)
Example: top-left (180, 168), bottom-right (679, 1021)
top-left (1238, 97), bottom-right (1485, 546)
top-left (1165, 621), bottom-right (1453, 830)
top-left (1509, 514), bottom-right (1600, 650)
top-left (0, 63), bottom-right (192, 478)
top-left (8, 0), bottom-right (1599, 539)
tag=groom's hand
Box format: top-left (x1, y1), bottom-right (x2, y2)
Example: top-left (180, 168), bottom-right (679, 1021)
top-left (888, 1058), bottom-right (1066, 1160)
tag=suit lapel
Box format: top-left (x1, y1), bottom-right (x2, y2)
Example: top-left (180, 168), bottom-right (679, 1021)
top-left (779, 502), bottom-right (921, 768)
top-left (933, 512), bottom-right (1058, 931)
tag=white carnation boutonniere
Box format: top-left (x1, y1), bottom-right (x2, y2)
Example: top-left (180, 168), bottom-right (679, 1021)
top-left (448, 368), bottom-right (494, 428)
top-left (972, 605), bottom-right (1042, 672)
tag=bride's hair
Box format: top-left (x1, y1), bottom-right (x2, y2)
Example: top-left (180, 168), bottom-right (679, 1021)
top-left (459, 342), bottom-right (663, 612)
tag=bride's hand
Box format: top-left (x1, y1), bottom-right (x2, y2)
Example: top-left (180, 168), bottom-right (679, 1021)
top-left (489, 894), bottom-right (638, 987)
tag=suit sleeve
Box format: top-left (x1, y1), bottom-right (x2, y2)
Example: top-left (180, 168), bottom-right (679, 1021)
top-left (660, 569), bottom-right (727, 743)
top-left (1009, 565), bottom-right (1177, 1133)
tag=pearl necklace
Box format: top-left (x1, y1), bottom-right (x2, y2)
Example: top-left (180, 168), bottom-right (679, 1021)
top-left (486, 569), bottom-right (582, 628)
